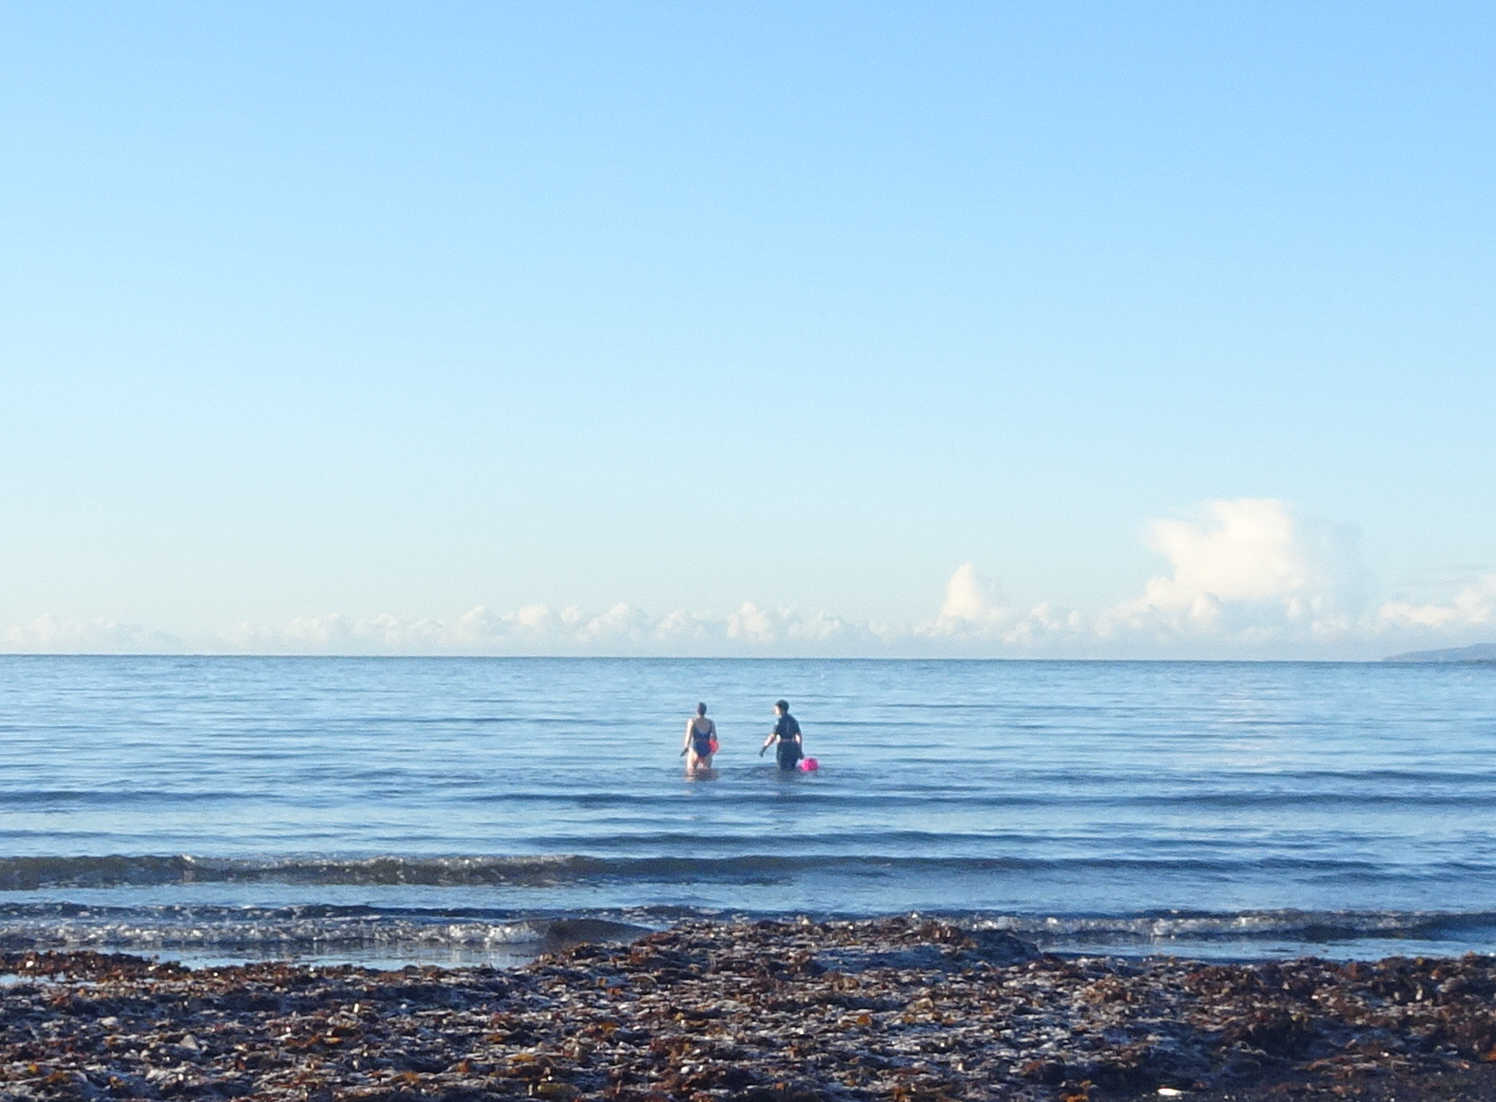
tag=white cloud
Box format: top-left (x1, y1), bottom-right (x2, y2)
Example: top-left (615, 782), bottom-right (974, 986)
top-left (1098, 498), bottom-right (1369, 649)
top-left (723, 602), bottom-right (878, 649)
top-left (652, 608), bottom-right (713, 643)
top-left (920, 562), bottom-right (1012, 638)
top-left (725, 601), bottom-right (777, 646)
top-left (937, 563), bottom-right (1004, 624)
top-left (910, 499), bottom-right (1383, 657)
top-left (1146, 498), bottom-right (1308, 606)
top-left (3, 614), bottom-right (184, 654)
top-left (917, 563), bottom-right (1086, 652)
top-left (576, 602), bottom-right (653, 644)
top-left (9, 599), bottom-right (890, 656)
top-left (1378, 573), bottom-right (1496, 630)
top-left (4, 499), bottom-right (1488, 658)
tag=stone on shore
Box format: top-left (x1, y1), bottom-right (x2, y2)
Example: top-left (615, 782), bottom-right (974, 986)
top-left (3, 916), bottom-right (1496, 1099)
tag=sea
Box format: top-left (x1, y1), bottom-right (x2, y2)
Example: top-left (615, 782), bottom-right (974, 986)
top-left (1, 655), bottom-right (1492, 968)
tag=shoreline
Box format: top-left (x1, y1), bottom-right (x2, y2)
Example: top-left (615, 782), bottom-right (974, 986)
top-left (5, 916), bottom-right (1496, 1100)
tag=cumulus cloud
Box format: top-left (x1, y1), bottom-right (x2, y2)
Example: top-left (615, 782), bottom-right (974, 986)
top-left (916, 563), bottom-right (1086, 652)
top-left (912, 499), bottom-right (1381, 656)
top-left (225, 613), bottom-right (448, 654)
top-left (4, 499), bottom-right (1488, 658)
top-left (938, 563), bottom-right (1004, 624)
top-left (724, 602), bottom-right (881, 648)
top-left (1099, 498), bottom-right (1370, 649)
top-left (89, 600), bottom-right (893, 657)
top-left (576, 602), bottom-right (653, 645)
top-left (1378, 574), bottom-right (1496, 631)
top-left (3, 614), bottom-right (185, 654)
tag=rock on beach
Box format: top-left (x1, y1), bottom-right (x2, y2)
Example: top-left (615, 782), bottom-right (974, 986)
top-left (3, 916), bottom-right (1496, 1100)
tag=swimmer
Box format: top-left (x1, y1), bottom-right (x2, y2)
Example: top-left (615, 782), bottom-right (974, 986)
top-left (682, 702), bottom-right (717, 773)
top-left (758, 699), bottom-right (803, 771)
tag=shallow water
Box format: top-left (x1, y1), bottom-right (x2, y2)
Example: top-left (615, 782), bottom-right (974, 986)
top-left (2, 655), bottom-right (1492, 965)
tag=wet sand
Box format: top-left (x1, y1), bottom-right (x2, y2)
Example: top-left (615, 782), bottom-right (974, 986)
top-left (4, 916), bottom-right (1496, 1100)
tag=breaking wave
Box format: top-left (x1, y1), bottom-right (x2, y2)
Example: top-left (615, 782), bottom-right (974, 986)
top-left (0, 901), bottom-right (1491, 965)
top-left (0, 902), bottom-right (648, 955)
top-left (973, 908), bottom-right (1496, 948)
top-left (0, 852), bottom-right (1447, 892)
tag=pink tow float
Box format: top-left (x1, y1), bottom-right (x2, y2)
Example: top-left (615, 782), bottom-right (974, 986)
top-left (798, 757), bottom-right (819, 772)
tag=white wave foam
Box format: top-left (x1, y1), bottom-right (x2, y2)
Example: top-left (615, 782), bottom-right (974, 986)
top-left (970, 908), bottom-right (1496, 944)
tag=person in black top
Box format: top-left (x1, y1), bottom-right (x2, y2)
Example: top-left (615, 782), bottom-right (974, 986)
top-left (759, 699), bottom-right (803, 770)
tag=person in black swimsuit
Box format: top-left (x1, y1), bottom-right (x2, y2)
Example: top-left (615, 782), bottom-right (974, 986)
top-left (759, 699), bottom-right (803, 770)
top-left (682, 702), bottom-right (716, 772)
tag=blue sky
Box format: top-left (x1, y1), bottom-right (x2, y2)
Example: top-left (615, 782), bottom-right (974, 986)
top-left (3, 3), bottom-right (1493, 657)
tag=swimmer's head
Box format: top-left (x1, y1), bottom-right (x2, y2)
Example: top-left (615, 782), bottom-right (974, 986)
top-left (775, 699), bottom-right (789, 714)
top-left (697, 702), bottom-right (707, 716)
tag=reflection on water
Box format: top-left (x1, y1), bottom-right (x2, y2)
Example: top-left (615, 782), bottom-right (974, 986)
top-left (1, 656), bottom-right (1493, 962)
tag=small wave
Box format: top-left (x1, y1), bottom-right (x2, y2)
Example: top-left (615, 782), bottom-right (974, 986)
top-left (971, 908), bottom-right (1496, 946)
top-left (0, 789), bottom-right (258, 808)
top-left (0, 851), bottom-right (1436, 891)
top-left (0, 903), bottom-right (647, 954)
top-left (0, 855), bottom-right (595, 891)
top-left (0, 902), bottom-right (1489, 964)
top-left (4, 786), bottom-right (1492, 817)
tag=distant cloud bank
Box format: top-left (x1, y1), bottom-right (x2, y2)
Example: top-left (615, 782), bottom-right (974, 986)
top-left (6, 499), bottom-right (1492, 659)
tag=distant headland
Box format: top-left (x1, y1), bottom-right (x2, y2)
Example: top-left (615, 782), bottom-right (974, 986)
top-left (1384, 642), bottom-right (1496, 662)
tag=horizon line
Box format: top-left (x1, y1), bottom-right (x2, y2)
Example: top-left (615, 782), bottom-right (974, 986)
top-left (0, 651), bottom-right (1422, 664)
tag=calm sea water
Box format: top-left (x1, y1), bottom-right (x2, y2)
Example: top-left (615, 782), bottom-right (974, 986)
top-left (1, 655), bottom-right (1492, 966)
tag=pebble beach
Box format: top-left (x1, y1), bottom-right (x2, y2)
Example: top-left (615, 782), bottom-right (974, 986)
top-left (6, 916), bottom-right (1496, 1101)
